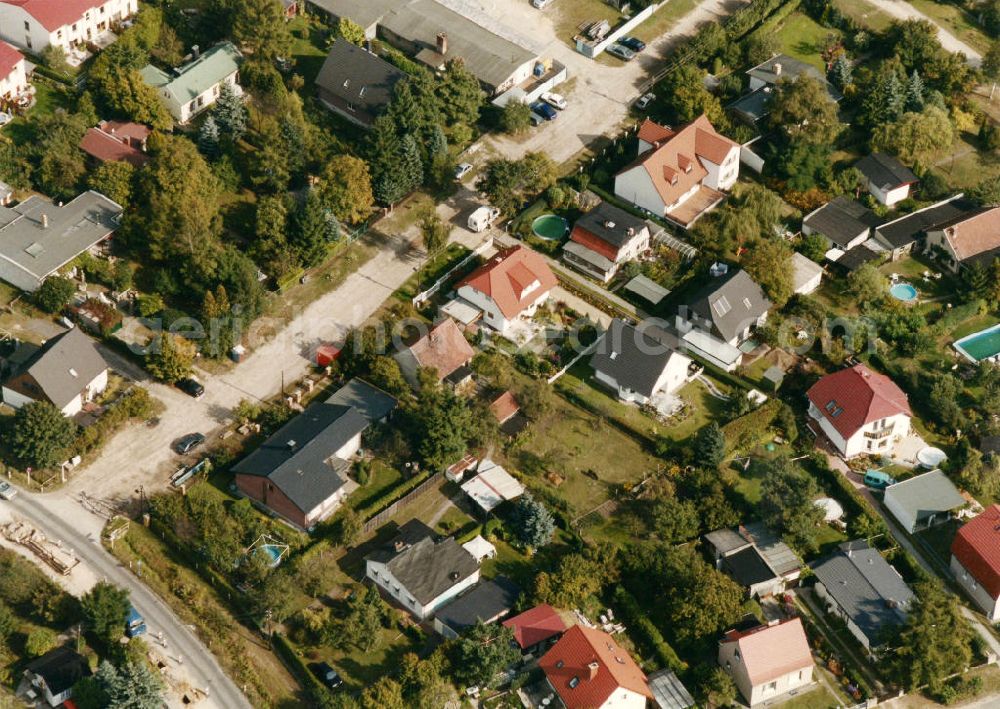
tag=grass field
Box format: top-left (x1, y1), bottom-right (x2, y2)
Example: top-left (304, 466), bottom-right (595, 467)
top-left (906, 0), bottom-right (992, 54)
top-left (832, 0), bottom-right (894, 31)
top-left (773, 11), bottom-right (840, 70)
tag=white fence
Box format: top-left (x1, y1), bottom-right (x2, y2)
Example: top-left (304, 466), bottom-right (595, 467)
top-left (575, 2), bottom-right (663, 59)
top-left (412, 236), bottom-right (494, 306)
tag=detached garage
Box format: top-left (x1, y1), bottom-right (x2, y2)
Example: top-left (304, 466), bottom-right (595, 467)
top-left (884, 469), bottom-right (965, 533)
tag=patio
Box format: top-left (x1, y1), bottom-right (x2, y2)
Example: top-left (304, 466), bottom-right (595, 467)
top-left (890, 431), bottom-right (930, 468)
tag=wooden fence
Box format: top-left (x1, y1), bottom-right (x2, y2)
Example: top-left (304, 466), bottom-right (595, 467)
top-left (363, 472), bottom-right (445, 533)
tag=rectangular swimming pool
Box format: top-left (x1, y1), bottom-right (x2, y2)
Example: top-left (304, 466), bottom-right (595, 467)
top-left (954, 324), bottom-right (1000, 362)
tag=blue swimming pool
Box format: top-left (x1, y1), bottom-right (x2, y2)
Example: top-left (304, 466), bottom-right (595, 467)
top-left (889, 283), bottom-right (918, 302)
top-left (954, 323), bottom-right (1000, 363)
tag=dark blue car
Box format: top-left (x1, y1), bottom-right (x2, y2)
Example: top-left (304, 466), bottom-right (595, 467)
top-left (619, 36), bottom-right (646, 52)
top-left (531, 101), bottom-right (558, 121)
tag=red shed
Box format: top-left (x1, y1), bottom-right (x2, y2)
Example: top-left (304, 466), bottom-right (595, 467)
top-left (316, 344), bottom-right (341, 368)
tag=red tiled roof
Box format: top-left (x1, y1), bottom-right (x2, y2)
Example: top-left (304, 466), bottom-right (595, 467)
top-left (940, 207), bottom-right (1000, 263)
top-left (617, 115), bottom-right (738, 210)
top-left (806, 363), bottom-right (911, 439)
top-left (0, 40), bottom-right (24, 79)
top-left (489, 391), bottom-right (520, 423)
top-left (457, 245), bottom-right (557, 320)
top-left (637, 118), bottom-right (674, 145)
top-left (721, 618), bottom-right (813, 685)
top-left (951, 504), bottom-right (1000, 600)
top-left (99, 119), bottom-right (151, 145)
top-left (569, 226), bottom-right (620, 261)
top-left (540, 625), bottom-right (652, 708)
top-left (408, 318), bottom-right (474, 381)
top-left (1, 0), bottom-right (104, 32)
top-left (80, 126), bottom-right (149, 167)
top-left (503, 604), bottom-right (568, 649)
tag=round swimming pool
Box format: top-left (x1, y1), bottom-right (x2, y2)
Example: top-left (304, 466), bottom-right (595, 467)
top-left (531, 214), bottom-right (569, 241)
top-left (889, 282), bottom-right (918, 302)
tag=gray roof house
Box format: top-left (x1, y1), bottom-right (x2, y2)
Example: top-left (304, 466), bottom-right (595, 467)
top-left (379, 0), bottom-right (538, 95)
top-left (802, 196), bottom-right (880, 251)
top-left (0, 191), bottom-right (122, 293)
top-left (679, 269), bottom-right (771, 347)
top-left (305, 0), bottom-right (395, 38)
top-left (883, 469), bottom-right (966, 534)
top-left (365, 520), bottom-right (481, 620)
top-left (24, 646), bottom-right (92, 708)
top-left (232, 379), bottom-right (396, 529)
top-left (811, 540), bottom-right (915, 650)
top-left (433, 576), bottom-right (520, 638)
top-left (874, 195), bottom-right (974, 258)
top-left (590, 318), bottom-right (693, 406)
top-left (1, 327), bottom-right (109, 417)
top-left (315, 40), bottom-right (406, 128)
top-left (731, 54), bottom-right (842, 124)
top-left (704, 522), bottom-right (803, 599)
top-left (855, 153), bottom-right (918, 207)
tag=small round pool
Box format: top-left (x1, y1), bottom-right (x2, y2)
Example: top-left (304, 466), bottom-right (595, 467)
top-left (889, 282), bottom-right (918, 302)
top-left (531, 214), bottom-right (568, 241)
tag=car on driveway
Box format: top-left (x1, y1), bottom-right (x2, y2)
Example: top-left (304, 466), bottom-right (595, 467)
top-left (606, 43), bottom-right (636, 62)
top-left (635, 92), bottom-right (656, 110)
top-left (309, 662), bottom-right (343, 689)
top-left (541, 91), bottom-right (567, 110)
top-left (174, 433), bottom-right (206, 455)
top-left (863, 470), bottom-right (896, 490)
top-left (618, 36), bottom-right (646, 52)
top-left (530, 101), bottom-right (557, 121)
top-left (176, 377), bottom-right (204, 399)
top-left (0, 481), bottom-right (16, 500)
top-left (454, 162), bottom-right (472, 180)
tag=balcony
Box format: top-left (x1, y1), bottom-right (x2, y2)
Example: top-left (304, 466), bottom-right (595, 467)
top-left (864, 425), bottom-right (895, 440)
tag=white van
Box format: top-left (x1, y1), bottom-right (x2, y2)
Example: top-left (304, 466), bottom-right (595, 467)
top-left (468, 206), bottom-right (500, 232)
top-left (532, 0), bottom-right (555, 7)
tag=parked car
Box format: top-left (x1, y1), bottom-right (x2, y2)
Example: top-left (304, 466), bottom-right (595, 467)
top-left (125, 607), bottom-right (147, 638)
top-left (618, 36), bottom-right (646, 52)
top-left (174, 432), bottom-right (206, 455)
top-left (541, 91), bottom-right (567, 110)
top-left (0, 481), bottom-right (16, 500)
top-left (529, 111), bottom-right (545, 127)
top-left (309, 662), bottom-right (343, 689)
top-left (606, 43), bottom-right (636, 62)
top-left (176, 377), bottom-right (204, 399)
top-left (454, 162), bottom-right (472, 180)
top-left (863, 470), bottom-right (896, 489)
top-left (635, 92), bottom-right (656, 110)
top-left (468, 206), bottom-right (500, 232)
top-left (530, 101), bottom-right (558, 121)
top-left (532, 0), bottom-right (555, 7)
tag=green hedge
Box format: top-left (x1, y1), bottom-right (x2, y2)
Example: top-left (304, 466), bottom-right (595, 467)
top-left (31, 65), bottom-right (73, 85)
top-left (935, 299), bottom-right (984, 330)
top-left (272, 632), bottom-right (331, 705)
top-left (613, 586), bottom-right (687, 672)
top-left (721, 399), bottom-right (781, 452)
top-left (749, 0), bottom-right (802, 34)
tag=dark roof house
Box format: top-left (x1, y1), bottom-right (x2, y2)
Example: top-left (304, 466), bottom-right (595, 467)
top-left (590, 318), bottom-right (692, 402)
top-left (562, 201), bottom-right (651, 281)
top-left (1, 327), bottom-right (108, 414)
top-left (802, 196), bottom-right (880, 249)
top-left (811, 540), bottom-right (915, 649)
top-left (365, 520), bottom-right (480, 619)
top-left (433, 576), bottom-right (519, 638)
top-left (874, 195), bottom-right (974, 252)
top-left (24, 645), bottom-right (92, 707)
top-left (315, 40), bottom-right (406, 128)
top-left (682, 269), bottom-right (771, 345)
top-left (856, 153), bottom-right (918, 206)
top-left (233, 379), bottom-right (396, 528)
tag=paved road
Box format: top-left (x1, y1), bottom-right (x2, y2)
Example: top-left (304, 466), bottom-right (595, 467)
top-left (862, 0), bottom-right (982, 65)
top-left (6, 493), bottom-right (251, 709)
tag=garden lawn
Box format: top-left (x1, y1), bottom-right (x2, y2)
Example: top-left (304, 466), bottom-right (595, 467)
top-left (832, 0), bottom-right (893, 31)
top-left (315, 614), bottom-right (427, 689)
top-left (780, 685), bottom-right (842, 709)
top-left (552, 0), bottom-right (623, 48)
top-left (348, 460), bottom-right (404, 512)
top-left (289, 16), bottom-right (330, 89)
top-left (394, 242), bottom-right (471, 301)
top-left (773, 12), bottom-right (839, 70)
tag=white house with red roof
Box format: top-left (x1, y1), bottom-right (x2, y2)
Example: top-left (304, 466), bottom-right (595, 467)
top-left (718, 618), bottom-right (813, 706)
top-left (539, 624), bottom-right (652, 709)
top-left (0, 40), bottom-right (26, 102)
top-left (806, 363), bottom-right (911, 459)
top-left (951, 504), bottom-right (1000, 621)
top-left (456, 245), bottom-right (557, 337)
top-left (924, 206), bottom-right (1000, 273)
top-left (614, 115), bottom-right (740, 229)
top-left (0, 0), bottom-right (138, 53)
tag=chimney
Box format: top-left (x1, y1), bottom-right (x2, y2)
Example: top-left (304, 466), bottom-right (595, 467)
top-left (587, 661), bottom-right (599, 681)
top-left (41, 214), bottom-right (48, 228)
top-left (192, 44), bottom-right (200, 59)
top-left (773, 62), bottom-right (782, 76)
top-left (436, 32), bottom-right (448, 55)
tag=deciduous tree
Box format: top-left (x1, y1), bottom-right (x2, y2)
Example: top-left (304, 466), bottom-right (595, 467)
top-left (448, 622), bottom-right (520, 688)
top-left (742, 237), bottom-right (794, 307)
top-left (87, 160), bottom-right (136, 206)
top-left (81, 582), bottom-right (130, 647)
top-left (759, 457), bottom-right (825, 553)
top-left (232, 0), bottom-right (292, 60)
top-left (35, 276), bottom-right (76, 313)
top-left (872, 106), bottom-right (954, 163)
top-left (145, 333), bottom-right (195, 382)
top-left (769, 75), bottom-right (842, 145)
top-left (318, 155), bottom-right (374, 225)
top-left (11, 402), bottom-right (77, 469)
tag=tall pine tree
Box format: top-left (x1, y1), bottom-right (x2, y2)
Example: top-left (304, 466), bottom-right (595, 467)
top-left (213, 82), bottom-right (248, 141)
top-left (198, 115), bottom-right (221, 159)
top-left (905, 70), bottom-right (925, 111)
top-left (290, 189), bottom-right (328, 267)
top-left (831, 54), bottom-right (853, 89)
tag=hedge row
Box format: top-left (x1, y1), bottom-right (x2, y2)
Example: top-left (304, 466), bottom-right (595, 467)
top-left (272, 632), bottom-right (331, 706)
top-left (748, 0), bottom-right (802, 35)
top-left (721, 399), bottom-right (781, 452)
top-left (355, 470), bottom-right (431, 521)
top-left (613, 586), bottom-right (687, 673)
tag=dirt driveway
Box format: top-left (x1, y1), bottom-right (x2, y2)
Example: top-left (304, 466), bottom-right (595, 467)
top-left (476, 0), bottom-right (751, 164)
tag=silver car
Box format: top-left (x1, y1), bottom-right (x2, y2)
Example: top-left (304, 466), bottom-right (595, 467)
top-left (606, 43), bottom-right (636, 62)
top-left (0, 481), bottom-right (17, 500)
